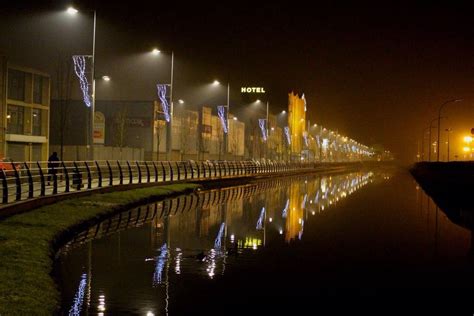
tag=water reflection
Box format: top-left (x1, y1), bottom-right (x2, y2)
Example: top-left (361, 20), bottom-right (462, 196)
top-left (58, 170), bottom-right (399, 315)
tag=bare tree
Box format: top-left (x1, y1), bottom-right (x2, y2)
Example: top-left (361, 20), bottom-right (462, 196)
top-left (113, 106), bottom-right (128, 150)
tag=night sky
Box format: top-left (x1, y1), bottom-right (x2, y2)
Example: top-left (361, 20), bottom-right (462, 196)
top-left (2, 1), bottom-right (474, 163)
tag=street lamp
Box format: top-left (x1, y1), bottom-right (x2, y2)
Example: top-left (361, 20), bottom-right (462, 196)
top-left (151, 48), bottom-right (174, 160)
top-left (212, 80), bottom-right (230, 159)
top-left (445, 128), bottom-right (452, 162)
top-left (67, 6), bottom-right (97, 160)
top-left (437, 99), bottom-right (463, 161)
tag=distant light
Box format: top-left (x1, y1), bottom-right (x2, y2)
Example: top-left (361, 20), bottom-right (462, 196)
top-left (233, 117), bottom-right (238, 121)
top-left (279, 229), bottom-right (283, 235)
top-left (271, 127), bottom-right (275, 131)
top-left (281, 110), bottom-right (286, 114)
top-left (464, 136), bottom-right (473, 143)
top-left (102, 75), bottom-right (110, 81)
top-left (178, 99), bottom-right (184, 104)
top-left (313, 124), bottom-right (317, 127)
top-left (256, 99), bottom-right (261, 103)
top-left (312, 211), bottom-right (315, 215)
top-left (269, 217), bottom-right (273, 222)
top-left (152, 48), bottom-right (160, 55)
top-left (6, 114), bottom-right (11, 119)
top-left (147, 312), bottom-right (155, 316)
top-left (212, 80), bottom-right (220, 85)
top-left (67, 7), bottom-right (78, 15)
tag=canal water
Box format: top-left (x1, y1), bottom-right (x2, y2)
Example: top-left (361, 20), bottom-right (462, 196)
top-left (56, 168), bottom-right (474, 315)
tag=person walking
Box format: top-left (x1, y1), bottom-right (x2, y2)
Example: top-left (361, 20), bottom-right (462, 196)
top-left (47, 152), bottom-right (60, 185)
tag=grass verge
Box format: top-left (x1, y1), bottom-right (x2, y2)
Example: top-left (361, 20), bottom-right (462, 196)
top-left (0, 183), bottom-right (199, 315)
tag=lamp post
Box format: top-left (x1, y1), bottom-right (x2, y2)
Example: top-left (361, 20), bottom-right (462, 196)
top-left (67, 7), bottom-right (96, 160)
top-left (212, 80), bottom-right (230, 159)
top-left (437, 99), bottom-right (463, 161)
top-left (445, 128), bottom-right (452, 162)
top-left (152, 48), bottom-right (174, 160)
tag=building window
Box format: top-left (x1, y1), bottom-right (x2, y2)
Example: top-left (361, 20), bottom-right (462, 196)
top-left (7, 105), bottom-right (24, 134)
top-left (7, 69), bottom-right (25, 101)
top-left (33, 75), bottom-right (43, 104)
top-left (32, 108), bottom-right (42, 136)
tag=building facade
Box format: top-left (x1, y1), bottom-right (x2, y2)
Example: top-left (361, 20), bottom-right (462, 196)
top-left (0, 57), bottom-right (50, 162)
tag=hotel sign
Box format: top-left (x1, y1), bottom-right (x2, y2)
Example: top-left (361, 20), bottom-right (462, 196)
top-left (241, 87), bottom-right (266, 93)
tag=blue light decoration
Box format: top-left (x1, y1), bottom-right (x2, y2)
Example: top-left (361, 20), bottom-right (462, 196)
top-left (153, 243), bottom-right (168, 286)
top-left (214, 222), bottom-right (226, 249)
top-left (282, 199), bottom-right (289, 218)
top-left (217, 106), bottom-right (228, 134)
top-left (258, 119), bottom-right (267, 141)
top-left (256, 207), bottom-right (265, 230)
top-left (301, 194), bottom-right (307, 209)
top-left (303, 131), bottom-right (309, 147)
top-left (284, 126), bottom-right (291, 145)
top-left (68, 273), bottom-right (87, 316)
top-left (157, 84), bottom-right (171, 122)
top-left (72, 55), bottom-right (91, 107)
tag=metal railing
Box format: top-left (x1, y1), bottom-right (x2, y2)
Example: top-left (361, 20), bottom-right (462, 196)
top-left (0, 159), bottom-right (322, 206)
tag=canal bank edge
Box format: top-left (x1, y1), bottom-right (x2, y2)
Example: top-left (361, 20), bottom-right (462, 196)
top-left (0, 183), bottom-right (199, 316)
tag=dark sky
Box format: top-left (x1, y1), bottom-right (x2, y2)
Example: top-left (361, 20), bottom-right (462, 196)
top-left (2, 1), bottom-right (474, 163)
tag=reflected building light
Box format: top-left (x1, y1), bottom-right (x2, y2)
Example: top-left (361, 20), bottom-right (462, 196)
top-left (68, 273), bottom-right (87, 316)
top-left (312, 211), bottom-right (315, 215)
top-left (153, 243), bottom-right (168, 286)
top-left (256, 207), bottom-right (265, 230)
top-left (214, 222), bottom-right (226, 249)
top-left (301, 194), bottom-right (307, 209)
top-left (206, 249), bottom-right (217, 279)
top-left (279, 229), bottom-right (283, 235)
top-left (230, 234), bottom-right (235, 242)
top-left (269, 217), bottom-right (273, 222)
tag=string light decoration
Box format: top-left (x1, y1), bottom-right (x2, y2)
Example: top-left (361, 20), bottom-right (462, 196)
top-left (214, 222), bottom-right (226, 249)
top-left (157, 84), bottom-right (171, 122)
top-left (303, 131), bottom-right (309, 147)
top-left (72, 55), bottom-right (91, 107)
top-left (256, 207), bottom-right (265, 230)
top-left (258, 119), bottom-right (267, 141)
top-left (282, 199), bottom-right (289, 218)
top-left (302, 93), bottom-right (307, 112)
top-left (284, 126), bottom-right (291, 145)
top-left (217, 106), bottom-right (228, 134)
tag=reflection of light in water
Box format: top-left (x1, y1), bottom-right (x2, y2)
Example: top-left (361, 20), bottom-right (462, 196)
top-left (269, 217), bottom-right (273, 222)
top-left (279, 229), bottom-right (283, 235)
top-left (206, 249), bottom-right (217, 279)
top-left (230, 234), bottom-right (235, 242)
top-left (256, 207), bottom-right (265, 230)
top-left (175, 252), bottom-right (182, 275)
top-left (314, 191), bottom-right (320, 203)
top-left (97, 294), bottom-right (105, 313)
top-left (153, 243), bottom-right (168, 286)
top-left (214, 223), bottom-right (226, 249)
top-left (282, 199), bottom-right (289, 218)
top-left (68, 273), bottom-right (87, 316)
top-left (298, 219), bottom-right (304, 240)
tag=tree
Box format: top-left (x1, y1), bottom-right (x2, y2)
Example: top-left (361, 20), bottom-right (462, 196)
top-left (113, 105), bottom-right (128, 151)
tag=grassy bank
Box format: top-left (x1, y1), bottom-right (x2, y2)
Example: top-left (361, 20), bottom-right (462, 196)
top-left (0, 183), bottom-right (199, 315)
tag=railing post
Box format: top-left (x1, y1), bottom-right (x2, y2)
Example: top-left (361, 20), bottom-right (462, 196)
top-left (152, 161), bottom-right (158, 182)
top-left (183, 161), bottom-right (188, 179)
top-left (144, 161), bottom-right (151, 183)
top-left (214, 162), bottom-right (218, 177)
top-left (84, 162), bottom-right (92, 189)
top-left (37, 162), bottom-right (45, 196)
top-left (201, 161), bottom-right (206, 178)
top-left (95, 161), bottom-right (102, 188)
top-left (136, 161), bottom-right (142, 183)
top-left (126, 161), bottom-right (133, 184)
top-left (52, 168), bottom-right (58, 195)
top-left (73, 161), bottom-right (82, 190)
top-left (11, 162), bottom-right (21, 201)
top-left (175, 161), bottom-right (181, 180)
top-left (196, 161), bottom-right (201, 179)
top-left (189, 161), bottom-right (194, 179)
top-left (168, 162), bottom-right (174, 181)
top-left (24, 162), bottom-right (33, 199)
top-left (160, 162), bottom-right (166, 182)
top-left (106, 161), bottom-right (113, 186)
top-left (117, 161), bottom-right (123, 185)
top-left (0, 169), bottom-right (8, 203)
top-left (61, 161), bottom-right (70, 193)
